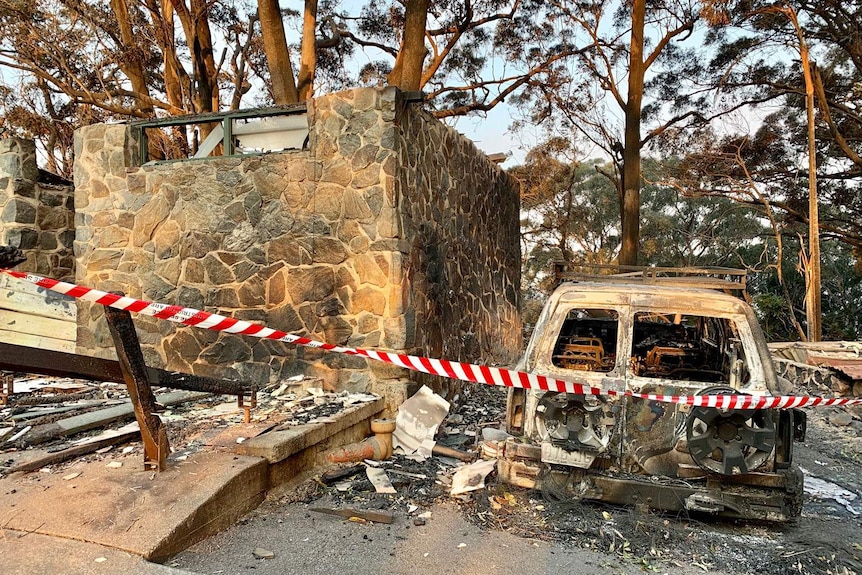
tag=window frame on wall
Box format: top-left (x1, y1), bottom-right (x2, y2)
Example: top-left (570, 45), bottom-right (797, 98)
top-left (132, 104), bottom-right (309, 165)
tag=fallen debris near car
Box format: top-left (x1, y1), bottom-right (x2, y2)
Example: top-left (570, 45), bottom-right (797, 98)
top-left (310, 506), bottom-right (395, 524)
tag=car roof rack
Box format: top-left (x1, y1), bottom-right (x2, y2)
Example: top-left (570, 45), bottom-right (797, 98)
top-left (553, 263), bottom-right (748, 296)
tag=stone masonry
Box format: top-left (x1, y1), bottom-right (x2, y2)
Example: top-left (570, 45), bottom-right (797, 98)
top-left (73, 87), bottom-right (522, 411)
top-left (0, 138), bottom-right (75, 280)
top-left (397, 104), bottom-right (522, 398)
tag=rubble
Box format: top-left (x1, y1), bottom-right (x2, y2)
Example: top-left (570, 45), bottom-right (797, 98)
top-left (0, 369), bottom-right (383, 476)
top-left (3, 334), bottom-right (861, 574)
top-left (265, 381), bottom-right (862, 575)
top-left (253, 547), bottom-right (275, 559)
top-left (450, 459), bottom-right (496, 495)
top-left (366, 466), bottom-right (396, 494)
top-left (392, 385), bottom-right (450, 461)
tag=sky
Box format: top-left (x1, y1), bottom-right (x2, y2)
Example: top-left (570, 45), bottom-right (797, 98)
top-left (450, 104), bottom-right (527, 168)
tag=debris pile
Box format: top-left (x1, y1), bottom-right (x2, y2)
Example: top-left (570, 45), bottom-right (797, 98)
top-left (0, 371), bottom-right (379, 475)
top-left (280, 382), bottom-right (862, 575)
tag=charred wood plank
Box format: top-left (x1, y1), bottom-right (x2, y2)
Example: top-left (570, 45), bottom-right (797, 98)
top-left (7, 428), bottom-right (141, 474)
top-left (431, 444), bottom-right (475, 462)
top-left (104, 306), bottom-right (169, 471)
top-left (0, 342), bottom-right (255, 396)
top-left (320, 463), bottom-right (365, 485)
top-left (20, 391), bottom-right (208, 446)
top-left (10, 390), bottom-right (96, 406)
top-left (310, 507), bottom-right (395, 524)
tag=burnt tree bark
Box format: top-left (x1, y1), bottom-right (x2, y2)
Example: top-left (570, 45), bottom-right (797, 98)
top-left (109, 0), bottom-right (154, 115)
top-left (619, 0), bottom-right (646, 266)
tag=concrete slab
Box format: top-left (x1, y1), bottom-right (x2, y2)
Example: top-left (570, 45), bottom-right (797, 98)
top-left (237, 398), bottom-right (384, 463)
top-left (0, 395), bottom-right (387, 570)
top-left (0, 530), bottom-right (198, 575)
top-left (0, 450), bottom-right (267, 562)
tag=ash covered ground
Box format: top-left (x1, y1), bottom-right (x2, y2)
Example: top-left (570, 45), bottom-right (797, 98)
top-left (5, 372), bottom-right (860, 574)
top-left (275, 383), bottom-right (862, 575)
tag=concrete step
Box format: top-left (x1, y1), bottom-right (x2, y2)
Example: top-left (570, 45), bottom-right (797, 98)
top-left (0, 396), bottom-right (385, 569)
top-left (1, 450), bottom-right (267, 562)
top-left (237, 397), bottom-right (384, 493)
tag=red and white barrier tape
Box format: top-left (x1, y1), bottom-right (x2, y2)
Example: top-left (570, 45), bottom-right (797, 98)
top-left (2, 268), bottom-right (860, 409)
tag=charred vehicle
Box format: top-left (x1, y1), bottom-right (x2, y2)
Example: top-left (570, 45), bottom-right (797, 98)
top-left (502, 266), bottom-right (806, 521)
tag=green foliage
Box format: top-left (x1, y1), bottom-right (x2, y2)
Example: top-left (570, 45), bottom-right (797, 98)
top-left (749, 238), bottom-right (862, 341)
top-left (512, 147), bottom-right (771, 296)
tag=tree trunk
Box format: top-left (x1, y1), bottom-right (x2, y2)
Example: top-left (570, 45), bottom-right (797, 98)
top-left (388, 0), bottom-right (430, 90)
top-left (145, 0), bottom-right (185, 111)
top-left (160, 0), bottom-right (183, 109)
top-left (619, 0), bottom-right (646, 266)
top-left (169, 0), bottom-right (220, 113)
top-left (109, 0), bottom-right (154, 115)
top-left (258, 0), bottom-right (299, 104)
top-left (192, 0), bottom-right (220, 112)
top-left (297, 0), bottom-right (318, 100)
top-left (793, 11), bottom-right (821, 341)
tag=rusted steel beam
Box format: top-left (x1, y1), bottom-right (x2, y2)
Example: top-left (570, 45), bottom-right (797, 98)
top-left (104, 306), bottom-right (169, 471)
top-left (0, 342), bottom-right (255, 397)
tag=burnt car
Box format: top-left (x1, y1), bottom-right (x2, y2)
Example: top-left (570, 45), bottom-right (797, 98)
top-left (502, 266), bottom-right (806, 521)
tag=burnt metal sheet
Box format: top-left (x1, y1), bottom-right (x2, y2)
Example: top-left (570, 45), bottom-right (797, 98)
top-left (568, 469), bottom-right (801, 522)
top-left (808, 355), bottom-right (862, 381)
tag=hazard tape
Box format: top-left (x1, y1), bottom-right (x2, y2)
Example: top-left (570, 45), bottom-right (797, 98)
top-left (2, 268), bottom-right (860, 409)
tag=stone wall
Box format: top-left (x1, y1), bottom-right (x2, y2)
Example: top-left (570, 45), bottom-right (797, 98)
top-left (0, 138), bottom-right (75, 280)
top-left (73, 87), bottom-right (521, 409)
top-left (397, 105), bottom-right (522, 397)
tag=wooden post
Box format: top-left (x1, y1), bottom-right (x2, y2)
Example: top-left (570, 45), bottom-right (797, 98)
top-left (104, 305), bottom-right (170, 471)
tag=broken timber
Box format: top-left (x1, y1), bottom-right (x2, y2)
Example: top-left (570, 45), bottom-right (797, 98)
top-left (8, 428), bottom-right (141, 473)
top-left (0, 342), bottom-right (256, 397)
top-left (104, 305), bottom-right (170, 470)
top-left (20, 391), bottom-right (208, 446)
top-left (310, 507), bottom-right (395, 524)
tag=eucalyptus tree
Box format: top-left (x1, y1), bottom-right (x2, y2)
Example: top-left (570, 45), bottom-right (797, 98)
top-left (512, 0), bottom-right (714, 266)
top-left (675, 0), bottom-right (862, 340)
top-left (0, 0), bottom-right (264, 174)
top-left (511, 140), bottom-right (768, 298)
top-left (1, 0), bottom-right (590, 173)
top-left (321, 0), bottom-right (590, 118)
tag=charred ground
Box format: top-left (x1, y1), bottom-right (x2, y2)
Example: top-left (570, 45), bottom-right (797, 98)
top-left (278, 383), bottom-right (862, 575)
